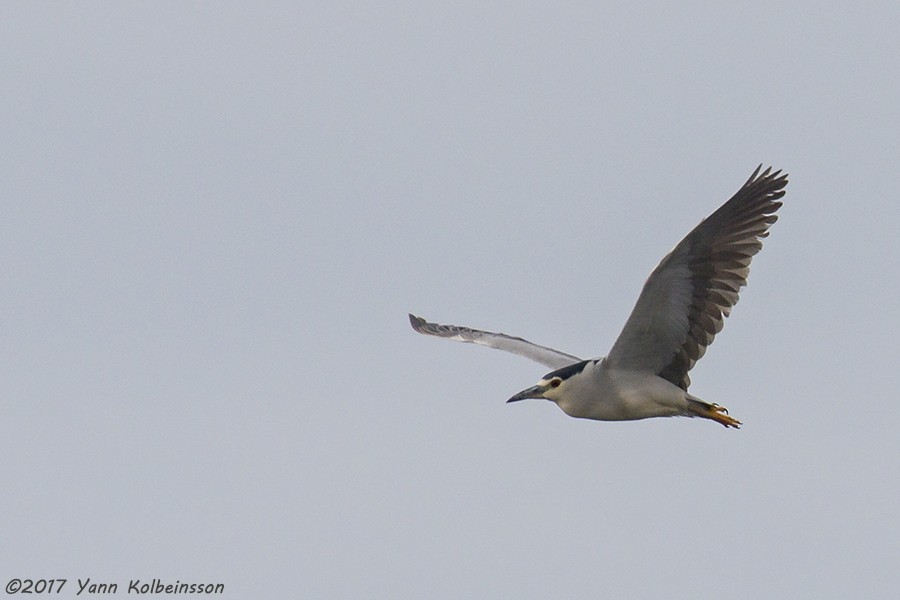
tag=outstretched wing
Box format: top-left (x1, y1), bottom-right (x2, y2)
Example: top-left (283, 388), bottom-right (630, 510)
top-left (606, 165), bottom-right (788, 390)
top-left (409, 314), bottom-right (581, 370)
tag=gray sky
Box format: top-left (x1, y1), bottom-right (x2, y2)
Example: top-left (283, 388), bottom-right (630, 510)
top-left (2, 3), bottom-right (898, 599)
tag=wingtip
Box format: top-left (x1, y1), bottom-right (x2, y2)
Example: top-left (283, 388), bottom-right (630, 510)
top-left (751, 164), bottom-right (789, 184)
top-left (408, 313), bottom-right (426, 332)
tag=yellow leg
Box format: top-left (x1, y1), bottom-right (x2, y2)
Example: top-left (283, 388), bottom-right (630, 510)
top-left (704, 404), bottom-right (742, 428)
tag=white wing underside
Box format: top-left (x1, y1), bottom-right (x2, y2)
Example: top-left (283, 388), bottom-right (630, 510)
top-left (408, 314), bottom-right (581, 370)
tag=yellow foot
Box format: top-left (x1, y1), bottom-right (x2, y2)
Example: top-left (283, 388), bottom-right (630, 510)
top-left (705, 404), bottom-right (742, 429)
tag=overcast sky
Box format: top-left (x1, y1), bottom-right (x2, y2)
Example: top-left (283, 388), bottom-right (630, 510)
top-left (2, 3), bottom-right (898, 599)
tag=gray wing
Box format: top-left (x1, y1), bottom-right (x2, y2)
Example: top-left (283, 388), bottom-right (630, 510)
top-left (409, 314), bottom-right (581, 370)
top-left (606, 165), bottom-right (788, 390)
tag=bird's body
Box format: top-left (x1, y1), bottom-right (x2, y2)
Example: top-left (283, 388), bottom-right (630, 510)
top-left (410, 166), bottom-right (788, 428)
top-left (556, 361), bottom-right (690, 421)
top-left (513, 358), bottom-right (738, 427)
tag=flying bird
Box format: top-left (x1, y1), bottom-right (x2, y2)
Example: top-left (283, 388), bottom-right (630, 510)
top-left (409, 165), bottom-right (787, 428)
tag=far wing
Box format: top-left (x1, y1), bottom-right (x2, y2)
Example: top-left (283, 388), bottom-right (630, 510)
top-left (409, 314), bottom-right (581, 370)
top-left (606, 165), bottom-right (787, 390)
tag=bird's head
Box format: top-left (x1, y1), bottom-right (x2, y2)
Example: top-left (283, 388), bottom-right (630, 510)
top-left (507, 360), bottom-right (593, 406)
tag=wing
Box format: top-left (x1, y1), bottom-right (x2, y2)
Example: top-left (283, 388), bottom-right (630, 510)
top-left (409, 314), bottom-right (581, 370)
top-left (606, 165), bottom-right (788, 390)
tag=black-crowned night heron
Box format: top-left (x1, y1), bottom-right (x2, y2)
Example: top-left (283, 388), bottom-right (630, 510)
top-left (410, 165), bottom-right (788, 428)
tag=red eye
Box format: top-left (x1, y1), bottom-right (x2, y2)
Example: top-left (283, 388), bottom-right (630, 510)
top-left (550, 379), bottom-right (561, 388)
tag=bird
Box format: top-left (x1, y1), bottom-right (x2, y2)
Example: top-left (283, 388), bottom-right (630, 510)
top-left (409, 165), bottom-right (788, 428)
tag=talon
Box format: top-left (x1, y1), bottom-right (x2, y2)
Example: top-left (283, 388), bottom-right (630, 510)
top-left (705, 404), bottom-right (741, 428)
